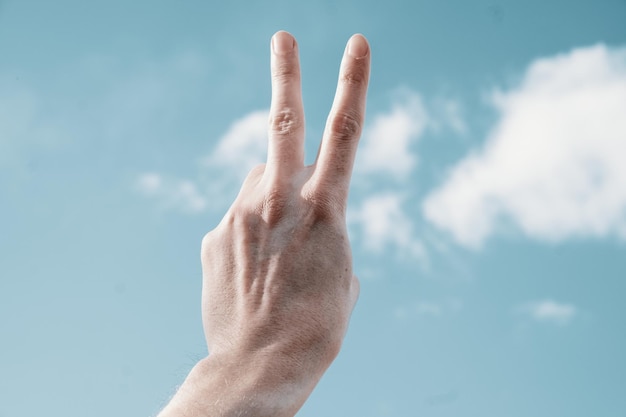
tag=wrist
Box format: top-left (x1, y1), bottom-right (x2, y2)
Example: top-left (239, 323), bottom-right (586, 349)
top-left (158, 348), bottom-right (319, 417)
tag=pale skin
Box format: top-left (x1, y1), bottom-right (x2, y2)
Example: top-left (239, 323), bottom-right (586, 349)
top-left (157, 30), bottom-right (371, 417)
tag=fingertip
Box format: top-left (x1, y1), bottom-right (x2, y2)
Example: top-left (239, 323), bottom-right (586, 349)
top-left (347, 33), bottom-right (369, 59)
top-left (272, 30), bottom-right (293, 40)
top-left (272, 30), bottom-right (296, 55)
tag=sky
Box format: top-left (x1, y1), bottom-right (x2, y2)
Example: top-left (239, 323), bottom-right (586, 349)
top-left (1, 0), bottom-right (625, 416)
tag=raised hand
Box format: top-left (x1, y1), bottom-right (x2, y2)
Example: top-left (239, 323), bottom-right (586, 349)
top-left (158, 30), bottom-right (371, 417)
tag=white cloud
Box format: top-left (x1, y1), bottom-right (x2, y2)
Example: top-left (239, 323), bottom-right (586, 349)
top-left (348, 89), bottom-right (467, 259)
top-left (1, 48), bottom-right (263, 217)
top-left (518, 299), bottom-right (577, 325)
top-left (136, 110), bottom-right (269, 214)
top-left (423, 44), bottom-right (626, 247)
top-left (349, 192), bottom-right (425, 260)
top-left (136, 173), bottom-right (207, 213)
top-left (136, 172), bottom-right (162, 194)
top-left (356, 90), bottom-right (428, 181)
top-left (204, 110), bottom-right (269, 181)
top-left (348, 90), bottom-right (431, 259)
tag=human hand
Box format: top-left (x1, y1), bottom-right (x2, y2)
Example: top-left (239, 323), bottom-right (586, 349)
top-left (158, 30), bottom-right (370, 417)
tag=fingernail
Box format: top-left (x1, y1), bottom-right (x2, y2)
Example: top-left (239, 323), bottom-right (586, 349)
top-left (347, 34), bottom-right (369, 58)
top-left (272, 31), bottom-right (294, 54)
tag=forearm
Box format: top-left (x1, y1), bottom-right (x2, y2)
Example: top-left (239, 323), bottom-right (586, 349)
top-left (157, 351), bottom-right (317, 417)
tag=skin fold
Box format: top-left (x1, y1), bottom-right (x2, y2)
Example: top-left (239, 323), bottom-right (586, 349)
top-left (158, 30), bottom-right (371, 417)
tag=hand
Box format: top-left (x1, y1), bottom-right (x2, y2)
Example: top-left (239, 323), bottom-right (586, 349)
top-left (158, 30), bottom-right (370, 417)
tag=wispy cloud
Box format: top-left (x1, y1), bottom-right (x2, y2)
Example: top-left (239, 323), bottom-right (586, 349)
top-left (0, 83), bottom-right (70, 176)
top-left (355, 90), bottom-right (428, 182)
top-left (517, 299), bottom-right (578, 325)
top-left (423, 44), bottom-right (626, 248)
top-left (136, 173), bottom-right (207, 213)
top-left (137, 110), bottom-right (269, 213)
top-left (394, 298), bottom-right (463, 320)
top-left (430, 97), bottom-right (467, 135)
top-left (203, 110), bottom-right (269, 181)
top-left (348, 192), bottom-right (425, 261)
top-left (1, 48), bottom-right (212, 184)
top-left (348, 89), bottom-right (454, 261)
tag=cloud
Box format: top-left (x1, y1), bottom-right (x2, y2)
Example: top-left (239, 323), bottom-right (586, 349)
top-left (394, 298), bottom-right (463, 320)
top-left (136, 172), bottom-right (207, 213)
top-left (348, 90), bottom-right (450, 260)
top-left (135, 86), bottom-right (465, 232)
top-left (346, 89), bottom-right (468, 259)
top-left (1, 48), bottom-right (213, 186)
top-left (349, 192), bottom-right (425, 260)
top-left (433, 97), bottom-right (467, 135)
top-left (136, 110), bottom-right (269, 214)
top-left (355, 90), bottom-right (428, 181)
top-left (423, 44), bottom-right (626, 247)
top-left (518, 299), bottom-right (577, 325)
top-left (136, 173), bottom-right (162, 194)
top-left (0, 84), bottom-right (70, 176)
top-left (204, 110), bottom-right (269, 181)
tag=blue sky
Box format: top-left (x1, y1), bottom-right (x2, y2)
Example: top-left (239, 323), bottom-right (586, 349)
top-left (1, 0), bottom-right (625, 416)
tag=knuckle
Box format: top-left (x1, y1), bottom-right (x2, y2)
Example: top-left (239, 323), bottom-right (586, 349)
top-left (249, 163), bottom-right (266, 177)
top-left (324, 336), bottom-right (344, 363)
top-left (328, 111), bottom-right (362, 142)
top-left (201, 230), bottom-right (219, 260)
top-left (219, 180), bottom-right (293, 231)
top-left (201, 231), bottom-right (212, 251)
top-left (303, 187), bottom-right (344, 223)
top-left (313, 199), bottom-right (338, 222)
top-left (260, 186), bottom-right (290, 225)
top-left (269, 108), bottom-right (302, 137)
top-left (242, 163), bottom-right (266, 185)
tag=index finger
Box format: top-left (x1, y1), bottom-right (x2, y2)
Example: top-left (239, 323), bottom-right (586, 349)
top-left (266, 31), bottom-right (306, 180)
top-left (312, 34), bottom-right (371, 204)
